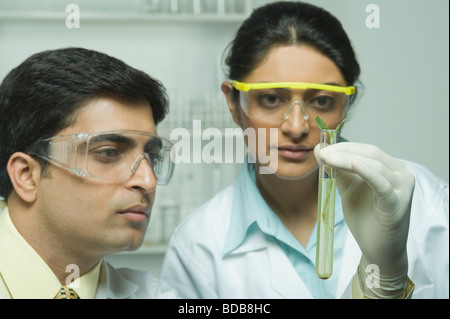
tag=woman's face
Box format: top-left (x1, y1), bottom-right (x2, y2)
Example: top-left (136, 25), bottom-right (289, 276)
top-left (223, 45), bottom-right (347, 180)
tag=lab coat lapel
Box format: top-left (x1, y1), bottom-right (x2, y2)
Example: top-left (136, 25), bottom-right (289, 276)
top-left (227, 229), bottom-right (312, 298)
top-left (95, 261), bottom-right (139, 299)
top-left (335, 230), bottom-right (361, 298)
top-left (226, 226), bottom-right (267, 255)
top-left (266, 237), bottom-right (314, 299)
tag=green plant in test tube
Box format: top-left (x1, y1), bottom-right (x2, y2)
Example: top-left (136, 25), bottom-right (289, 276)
top-left (314, 116), bottom-right (346, 279)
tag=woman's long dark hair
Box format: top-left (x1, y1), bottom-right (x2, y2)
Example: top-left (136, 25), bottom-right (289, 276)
top-left (224, 1), bottom-right (361, 105)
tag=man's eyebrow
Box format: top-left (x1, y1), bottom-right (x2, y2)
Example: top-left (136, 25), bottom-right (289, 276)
top-left (89, 134), bottom-right (137, 147)
top-left (88, 133), bottom-right (163, 151)
top-left (145, 136), bottom-right (163, 151)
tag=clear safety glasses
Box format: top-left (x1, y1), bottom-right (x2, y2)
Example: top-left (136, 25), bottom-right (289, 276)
top-left (26, 130), bottom-right (175, 186)
top-left (232, 81), bottom-right (356, 126)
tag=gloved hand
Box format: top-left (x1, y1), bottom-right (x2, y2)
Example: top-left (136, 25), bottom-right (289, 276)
top-left (314, 142), bottom-right (415, 298)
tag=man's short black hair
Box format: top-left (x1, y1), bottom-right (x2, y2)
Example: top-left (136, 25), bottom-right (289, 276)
top-left (0, 47), bottom-right (169, 200)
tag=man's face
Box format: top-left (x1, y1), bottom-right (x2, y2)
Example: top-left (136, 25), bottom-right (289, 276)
top-left (36, 97), bottom-right (158, 258)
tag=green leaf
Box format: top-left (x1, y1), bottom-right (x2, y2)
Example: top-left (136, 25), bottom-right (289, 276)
top-left (335, 117), bottom-right (348, 133)
top-left (315, 116), bottom-right (329, 130)
top-left (315, 116), bottom-right (348, 133)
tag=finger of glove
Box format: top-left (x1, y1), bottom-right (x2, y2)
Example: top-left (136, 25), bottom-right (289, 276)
top-left (332, 157), bottom-right (404, 232)
top-left (315, 143), bottom-right (391, 197)
top-left (349, 158), bottom-right (398, 204)
top-left (318, 142), bottom-right (405, 173)
top-left (318, 142), bottom-right (414, 194)
top-left (318, 147), bottom-right (398, 191)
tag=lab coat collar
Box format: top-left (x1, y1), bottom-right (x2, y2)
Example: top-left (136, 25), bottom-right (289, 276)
top-left (223, 157), bottom-right (345, 257)
top-left (226, 223), bottom-right (270, 255)
top-left (222, 160), bottom-right (263, 256)
top-left (221, 160), bottom-right (315, 298)
top-left (225, 225), bottom-right (314, 298)
top-left (221, 157), bottom-right (359, 298)
top-left (96, 261), bottom-right (140, 299)
top-left (266, 236), bottom-right (314, 298)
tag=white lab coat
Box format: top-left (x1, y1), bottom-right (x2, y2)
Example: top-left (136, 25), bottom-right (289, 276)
top-left (160, 160), bottom-right (449, 299)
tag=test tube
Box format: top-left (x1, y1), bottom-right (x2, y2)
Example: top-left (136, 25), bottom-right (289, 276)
top-left (217, 0), bottom-right (225, 14)
top-left (193, 0), bottom-right (202, 14)
top-left (142, 0), bottom-right (160, 13)
top-left (170, 0), bottom-right (178, 14)
top-left (315, 129), bottom-right (337, 279)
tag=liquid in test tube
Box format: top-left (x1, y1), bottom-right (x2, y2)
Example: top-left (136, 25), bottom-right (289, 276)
top-left (315, 129), bottom-right (337, 279)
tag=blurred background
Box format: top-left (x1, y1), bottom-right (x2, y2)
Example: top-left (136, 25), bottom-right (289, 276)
top-left (0, 0), bottom-right (448, 276)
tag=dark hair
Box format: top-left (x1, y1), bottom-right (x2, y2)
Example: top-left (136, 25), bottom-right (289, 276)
top-left (0, 47), bottom-right (169, 200)
top-left (224, 1), bottom-right (361, 102)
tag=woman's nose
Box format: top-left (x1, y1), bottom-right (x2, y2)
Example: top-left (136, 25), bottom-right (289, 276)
top-left (281, 100), bottom-right (310, 138)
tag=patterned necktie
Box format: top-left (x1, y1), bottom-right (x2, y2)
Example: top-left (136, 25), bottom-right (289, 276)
top-left (54, 286), bottom-right (80, 299)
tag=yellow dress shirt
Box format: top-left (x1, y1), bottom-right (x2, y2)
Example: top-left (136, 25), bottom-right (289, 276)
top-left (0, 207), bottom-right (101, 299)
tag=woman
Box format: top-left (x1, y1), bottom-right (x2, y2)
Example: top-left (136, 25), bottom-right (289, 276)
top-left (160, 2), bottom-right (448, 299)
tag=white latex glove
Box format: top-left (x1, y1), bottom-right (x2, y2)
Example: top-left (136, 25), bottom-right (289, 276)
top-left (314, 142), bottom-right (415, 298)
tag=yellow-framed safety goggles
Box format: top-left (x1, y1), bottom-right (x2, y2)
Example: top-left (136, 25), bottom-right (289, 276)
top-left (231, 80), bottom-right (354, 125)
top-left (232, 80), bottom-right (356, 96)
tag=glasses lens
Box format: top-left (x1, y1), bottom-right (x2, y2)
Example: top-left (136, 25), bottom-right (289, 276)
top-left (150, 145), bottom-right (174, 186)
top-left (239, 87), bottom-right (348, 126)
top-left (85, 132), bottom-right (174, 185)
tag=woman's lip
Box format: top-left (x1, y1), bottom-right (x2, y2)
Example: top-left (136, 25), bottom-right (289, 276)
top-left (277, 145), bottom-right (313, 160)
top-left (278, 144), bottom-right (313, 151)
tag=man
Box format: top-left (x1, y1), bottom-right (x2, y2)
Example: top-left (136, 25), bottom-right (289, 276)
top-left (0, 47), bottom-right (176, 298)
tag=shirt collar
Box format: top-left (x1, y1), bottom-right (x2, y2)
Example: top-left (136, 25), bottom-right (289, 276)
top-left (0, 207), bottom-right (101, 299)
top-left (222, 158), bottom-right (345, 257)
